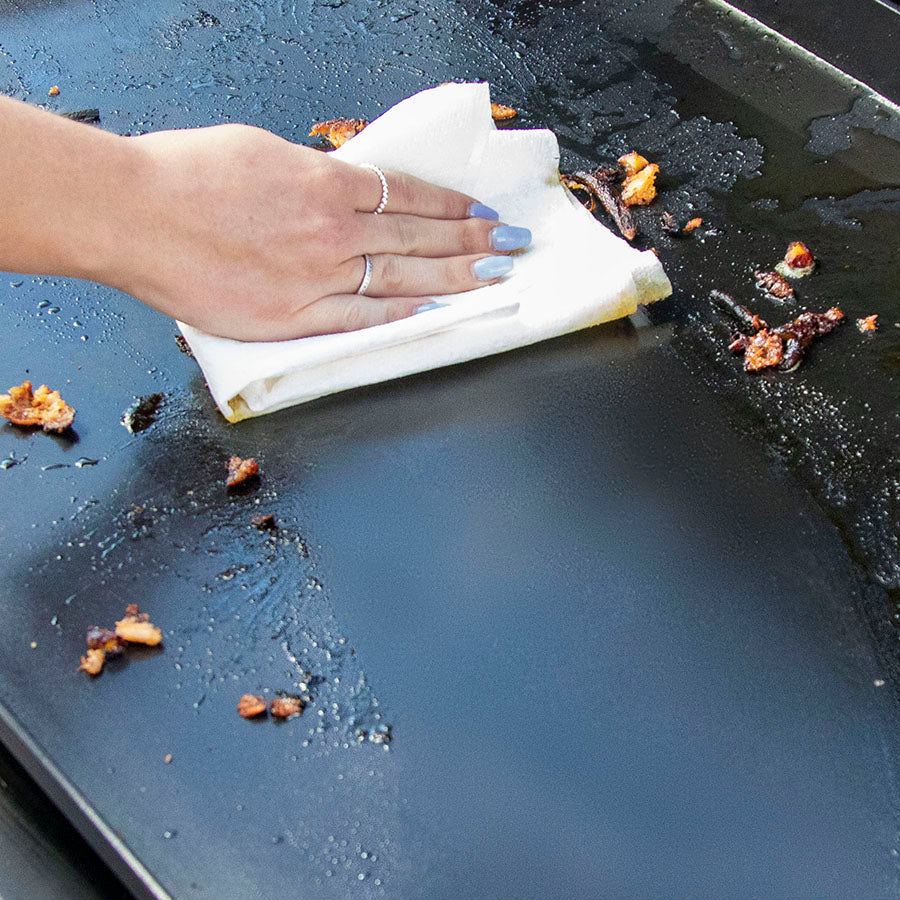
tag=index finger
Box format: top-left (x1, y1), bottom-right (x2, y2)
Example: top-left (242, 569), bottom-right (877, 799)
top-left (347, 164), bottom-right (495, 221)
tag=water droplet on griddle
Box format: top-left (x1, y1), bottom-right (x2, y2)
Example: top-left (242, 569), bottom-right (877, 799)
top-left (75, 457), bottom-right (98, 468)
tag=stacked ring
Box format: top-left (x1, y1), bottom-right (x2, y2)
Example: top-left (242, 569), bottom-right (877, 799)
top-left (356, 254), bottom-right (373, 296)
top-left (359, 163), bottom-right (389, 215)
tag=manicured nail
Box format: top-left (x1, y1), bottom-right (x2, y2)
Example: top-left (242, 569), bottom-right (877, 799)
top-left (415, 301), bottom-right (450, 314)
top-left (490, 225), bottom-right (531, 251)
top-left (469, 202), bottom-right (500, 221)
top-left (472, 255), bottom-right (514, 280)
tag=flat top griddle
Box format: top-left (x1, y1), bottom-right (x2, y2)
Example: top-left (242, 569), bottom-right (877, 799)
top-left (0, 0), bottom-right (898, 897)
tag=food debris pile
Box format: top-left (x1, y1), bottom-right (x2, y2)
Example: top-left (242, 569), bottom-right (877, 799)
top-left (238, 693), bottom-right (305, 721)
top-left (489, 102), bottom-right (517, 120)
top-left (618, 152), bottom-right (659, 207)
top-left (226, 455), bottom-right (259, 488)
top-left (712, 290), bottom-right (845, 372)
top-left (775, 241), bottom-right (816, 279)
top-left (0, 381), bottom-right (75, 432)
top-left (308, 117), bottom-right (369, 149)
top-left (79, 605), bottom-right (162, 676)
top-left (857, 315), bottom-right (878, 332)
top-left (754, 269), bottom-right (795, 300)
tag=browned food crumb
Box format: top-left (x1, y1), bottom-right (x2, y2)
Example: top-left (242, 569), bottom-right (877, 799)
top-left (270, 696), bottom-right (304, 719)
top-left (490, 102), bottom-right (517, 120)
top-left (683, 217), bottom-right (703, 233)
top-left (227, 455), bottom-right (259, 488)
top-left (251, 513), bottom-right (276, 530)
top-left (754, 269), bottom-right (795, 300)
top-left (115, 604), bottom-right (163, 646)
top-left (238, 694), bottom-right (267, 718)
top-left (660, 210), bottom-right (680, 234)
top-left (617, 151), bottom-right (649, 177)
top-left (164, 753), bottom-right (173, 764)
top-left (784, 241), bottom-right (814, 270)
top-left (174, 334), bottom-right (195, 358)
top-left (309, 118), bottom-right (368, 148)
top-left (742, 330), bottom-right (784, 371)
top-left (48, 85), bottom-right (60, 96)
top-left (857, 315), bottom-right (878, 332)
top-left (621, 163), bottom-right (659, 207)
top-left (0, 381), bottom-right (75, 432)
top-left (79, 648), bottom-right (105, 676)
top-left (86, 625), bottom-right (126, 656)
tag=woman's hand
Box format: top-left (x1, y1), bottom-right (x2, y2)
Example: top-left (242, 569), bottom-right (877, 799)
top-left (109, 124), bottom-right (530, 340)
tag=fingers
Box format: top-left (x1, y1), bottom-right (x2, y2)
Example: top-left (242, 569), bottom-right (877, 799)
top-left (347, 164), bottom-right (489, 220)
top-left (355, 213), bottom-right (531, 259)
top-left (285, 294), bottom-right (426, 337)
top-left (336, 252), bottom-right (514, 298)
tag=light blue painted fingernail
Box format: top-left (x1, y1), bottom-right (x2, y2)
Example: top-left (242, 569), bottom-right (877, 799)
top-left (415, 301), bottom-right (451, 314)
top-left (490, 225), bottom-right (531, 251)
top-left (472, 255), bottom-right (514, 280)
top-left (468, 202), bottom-right (500, 221)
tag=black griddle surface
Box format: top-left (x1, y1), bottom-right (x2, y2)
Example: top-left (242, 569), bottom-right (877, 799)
top-left (1, 1), bottom-right (899, 897)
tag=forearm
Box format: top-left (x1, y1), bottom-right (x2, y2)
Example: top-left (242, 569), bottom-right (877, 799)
top-left (0, 95), bottom-right (142, 284)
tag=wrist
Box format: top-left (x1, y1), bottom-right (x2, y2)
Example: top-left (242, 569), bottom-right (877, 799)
top-left (66, 133), bottom-right (154, 291)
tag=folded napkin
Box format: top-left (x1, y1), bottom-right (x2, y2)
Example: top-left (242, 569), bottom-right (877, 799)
top-left (178, 82), bottom-right (671, 421)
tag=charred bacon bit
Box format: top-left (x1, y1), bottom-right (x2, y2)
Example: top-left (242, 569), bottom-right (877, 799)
top-left (743, 330), bottom-right (784, 371)
top-left (683, 217), bottom-right (703, 233)
top-left (115, 604), bottom-right (163, 646)
top-left (270, 696), bottom-right (304, 719)
top-left (238, 694), bottom-right (268, 718)
top-left (775, 241), bottom-right (816, 279)
top-left (621, 163), bottom-right (659, 207)
top-left (78, 649), bottom-right (105, 676)
top-left (308, 118), bottom-right (368, 149)
top-left (86, 626), bottom-right (126, 656)
top-left (754, 269), bottom-right (795, 300)
top-left (857, 315), bottom-right (878, 332)
top-left (562, 169), bottom-right (635, 240)
top-left (561, 176), bottom-right (597, 212)
top-left (0, 381), bottom-right (75, 432)
top-left (660, 210), bottom-right (680, 235)
top-left (490, 102), bottom-right (517, 120)
top-left (251, 513), bottom-right (277, 530)
top-left (226, 455), bottom-right (259, 488)
top-left (710, 290), bottom-right (767, 332)
top-left (174, 334), bottom-right (195, 358)
top-left (617, 151), bottom-right (649, 177)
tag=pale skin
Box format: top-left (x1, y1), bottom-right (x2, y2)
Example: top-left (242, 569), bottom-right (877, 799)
top-left (0, 95), bottom-right (521, 341)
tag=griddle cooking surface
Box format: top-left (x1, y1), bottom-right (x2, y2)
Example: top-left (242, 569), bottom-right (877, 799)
top-left (0, 0), bottom-right (898, 897)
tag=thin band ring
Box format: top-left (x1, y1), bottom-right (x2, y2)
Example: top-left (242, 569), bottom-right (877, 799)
top-left (359, 163), bottom-right (389, 214)
top-left (356, 254), bottom-right (373, 295)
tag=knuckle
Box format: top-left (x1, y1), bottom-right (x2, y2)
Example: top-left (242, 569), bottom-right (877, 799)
top-left (376, 255), bottom-right (405, 295)
top-left (340, 299), bottom-right (371, 333)
top-left (390, 216), bottom-right (419, 252)
top-left (461, 218), bottom-right (490, 254)
top-left (387, 173), bottom-right (412, 211)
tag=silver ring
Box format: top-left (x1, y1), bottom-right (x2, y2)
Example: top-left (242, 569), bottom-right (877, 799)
top-left (359, 162), bottom-right (388, 214)
top-left (356, 254), bottom-right (373, 295)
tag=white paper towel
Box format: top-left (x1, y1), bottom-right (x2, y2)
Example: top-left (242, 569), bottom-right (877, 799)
top-left (178, 82), bottom-right (672, 421)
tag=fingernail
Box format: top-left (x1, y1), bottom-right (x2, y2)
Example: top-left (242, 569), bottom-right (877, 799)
top-left (468, 202), bottom-right (500, 221)
top-left (415, 301), bottom-right (451, 314)
top-left (472, 255), bottom-right (514, 280)
top-left (490, 225), bottom-right (531, 251)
